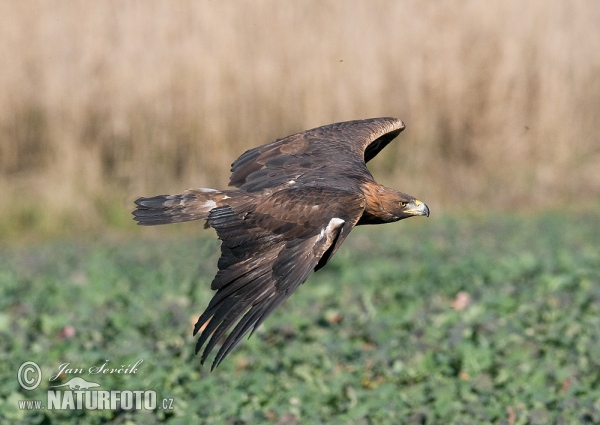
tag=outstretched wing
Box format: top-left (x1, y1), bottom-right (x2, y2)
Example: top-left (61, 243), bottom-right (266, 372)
top-left (193, 186), bottom-right (365, 369)
top-left (229, 117), bottom-right (405, 191)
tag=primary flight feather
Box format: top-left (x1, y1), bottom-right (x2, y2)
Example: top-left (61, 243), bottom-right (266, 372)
top-left (133, 117), bottom-right (429, 369)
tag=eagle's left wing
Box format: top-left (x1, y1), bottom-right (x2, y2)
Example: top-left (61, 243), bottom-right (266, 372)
top-left (194, 186), bottom-right (365, 369)
top-left (228, 117), bottom-right (405, 192)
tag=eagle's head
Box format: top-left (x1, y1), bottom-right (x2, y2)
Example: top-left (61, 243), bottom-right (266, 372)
top-left (360, 185), bottom-right (429, 225)
top-left (387, 192), bottom-right (430, 221)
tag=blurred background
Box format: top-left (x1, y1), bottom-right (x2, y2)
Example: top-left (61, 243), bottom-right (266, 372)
top-left (1, 1), bottom-right (599, 240)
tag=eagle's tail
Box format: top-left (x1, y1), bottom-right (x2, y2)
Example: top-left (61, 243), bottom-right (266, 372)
top-left (133, 188), bottom-right (234, 226)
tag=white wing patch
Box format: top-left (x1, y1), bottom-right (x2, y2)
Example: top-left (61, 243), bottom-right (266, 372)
top-left (317, 217), bottom-right (345, 242)
top-left (326, 217), bottom-right (345, 231)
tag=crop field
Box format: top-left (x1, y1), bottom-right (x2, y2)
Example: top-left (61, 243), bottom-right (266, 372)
top-left (1, 210), bottom-right (599, 424)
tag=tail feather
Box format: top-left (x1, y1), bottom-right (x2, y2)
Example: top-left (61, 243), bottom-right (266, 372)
top-left (133, 188), bottom-right (230, 226)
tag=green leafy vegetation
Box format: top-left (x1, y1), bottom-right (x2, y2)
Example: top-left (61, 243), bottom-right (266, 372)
top-left (1, 211), bottom-right (599, 424)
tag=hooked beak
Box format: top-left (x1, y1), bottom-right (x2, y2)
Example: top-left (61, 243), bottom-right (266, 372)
top-left (405, 199), bottom-right (430, 217)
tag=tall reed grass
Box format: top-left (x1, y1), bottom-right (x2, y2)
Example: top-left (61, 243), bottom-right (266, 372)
top-left (1, 1), bottom-right (599, 238)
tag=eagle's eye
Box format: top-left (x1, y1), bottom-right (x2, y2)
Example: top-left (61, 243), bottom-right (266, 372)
top-left (399, 201), bottom-right (407, 207)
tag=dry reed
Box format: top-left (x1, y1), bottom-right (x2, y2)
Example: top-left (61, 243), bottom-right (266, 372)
top-left (0, 1), bottom-right (599, 237)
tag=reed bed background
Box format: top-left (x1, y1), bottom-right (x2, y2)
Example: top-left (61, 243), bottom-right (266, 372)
top-left (1, 1), bottom-right (599, 238)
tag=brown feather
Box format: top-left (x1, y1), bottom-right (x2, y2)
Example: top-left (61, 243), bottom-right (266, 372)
top-left (132, 117), bottom-right (428, 368)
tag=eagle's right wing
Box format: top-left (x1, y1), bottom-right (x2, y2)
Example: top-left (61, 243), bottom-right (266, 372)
top-left (193, 186), bottom-right (365, 369)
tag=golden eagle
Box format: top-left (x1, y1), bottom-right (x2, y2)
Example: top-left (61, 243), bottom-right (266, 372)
top-left (133, 117), bottom-right (429, 369)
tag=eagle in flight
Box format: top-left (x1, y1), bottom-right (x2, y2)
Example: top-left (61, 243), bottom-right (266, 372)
top-left (133, 117), bottom-right (429, 369)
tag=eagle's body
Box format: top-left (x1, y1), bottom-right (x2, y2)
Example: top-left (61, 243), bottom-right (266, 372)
top-left (133, 117), bottom-right (429, 369)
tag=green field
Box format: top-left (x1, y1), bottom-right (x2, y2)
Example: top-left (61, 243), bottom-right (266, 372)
top-left (1, 211), bottom-right (599, 424)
